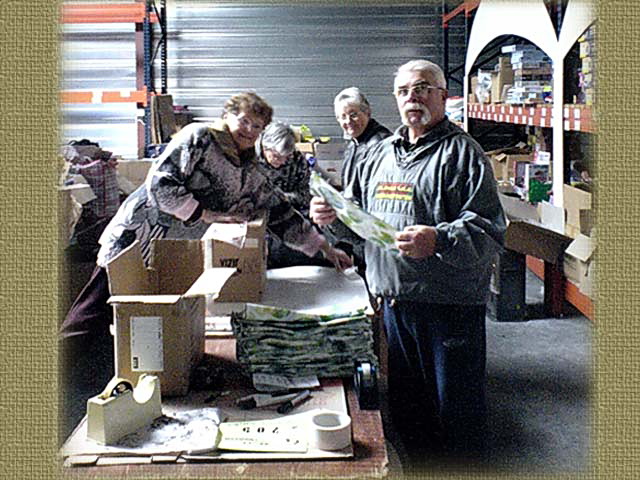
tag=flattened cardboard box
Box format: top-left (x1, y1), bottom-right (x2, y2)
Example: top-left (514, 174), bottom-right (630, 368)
top-left (202, 215), bottom-right (267, 302)
top-left (563, 233), bottom-right (595, 292)
top-left (107, 239), bottom-right (236, 396)
top-left (563, 184), bottom-right (592, 237)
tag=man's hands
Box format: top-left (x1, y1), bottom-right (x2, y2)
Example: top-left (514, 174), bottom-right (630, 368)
top-left (395, 225), bottom-right (438, 258)
top-left (310, 196), bottom-right (337, 226)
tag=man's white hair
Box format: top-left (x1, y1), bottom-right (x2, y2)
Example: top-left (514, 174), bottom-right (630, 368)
top-left (394, 59), bottom-right (447, 89)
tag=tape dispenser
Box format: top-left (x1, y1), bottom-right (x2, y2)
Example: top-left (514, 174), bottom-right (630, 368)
top-left (353, 361), bottom-right (379, 410)
top-left (86, 374), bottom-right (162, 445)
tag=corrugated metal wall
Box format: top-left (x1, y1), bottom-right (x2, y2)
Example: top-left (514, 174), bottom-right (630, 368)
top-left (62, 1), bottom-right (467, 159)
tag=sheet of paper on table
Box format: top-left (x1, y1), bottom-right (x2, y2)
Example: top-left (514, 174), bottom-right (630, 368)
top-left (207, 265), bottom-right (372, 334)
top-left (61, 380), bottom-right (351, 466)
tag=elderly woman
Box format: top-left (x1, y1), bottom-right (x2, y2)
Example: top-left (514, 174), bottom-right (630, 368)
top-left (256, 121), bottom-right (311, 214)
top-left (61, 92), bottom-right (351, 343)
top-left (255, 121), bottom-right (328, 268)
top-left (333, 87), bottom-right (391, 188)
top-left (315, 87), bottom-right (391, 274)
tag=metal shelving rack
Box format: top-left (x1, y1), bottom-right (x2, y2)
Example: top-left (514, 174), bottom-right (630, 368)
top-left (460, 0), bottom-right (596, 320)
top-left (60, 0), bottom-right (168, 157)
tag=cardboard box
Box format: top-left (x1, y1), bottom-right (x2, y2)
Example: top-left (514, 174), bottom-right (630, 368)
top-left (491, 64), bottom-right (514, 103)
top-left (498, 192), bottom-right (540, 222)
top-left (563, 234), bottom-right (595, 293)
top-left (563, 184), bottom-right (592, 237)
top-left (117, 159), bottom-right (153, 190)
top-left (202, 215), bottom-right (267, 303)
top-left (314, 142), bottom-right (345, 162)
top-left (490, 153), bottom-right (532, 182)
top-left (314, 160), bottom-right (343, 189)
top-left (295, 142), bottom-right (315, 155)
top-left (505, 219), bottom-right (573, 265)
top-left (470, 76), bottom-right (479, 103)
top-left (107, 239), bottom-right (236, 396)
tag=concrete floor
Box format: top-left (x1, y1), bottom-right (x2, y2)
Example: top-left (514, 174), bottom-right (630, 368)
top-left (380, 270), bottom-right (592, 477)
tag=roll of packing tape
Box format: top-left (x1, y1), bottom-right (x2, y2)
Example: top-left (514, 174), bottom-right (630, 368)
top-left (309, 411), bottom-right (352, 451)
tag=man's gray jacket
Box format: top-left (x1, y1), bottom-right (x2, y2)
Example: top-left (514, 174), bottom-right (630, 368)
top-left (346, 118), bottom-right (506, 304)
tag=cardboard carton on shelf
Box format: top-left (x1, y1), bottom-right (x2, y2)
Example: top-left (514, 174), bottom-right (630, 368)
top-left (107, 239), bottom-right (236, 396)
top-left (489, 153), bottom-right (533, 183)
top-left (491, 57), bottom-right (514, 103)
top-left (563, 184), bottom-right (592, 238)
top-left (563, 233), bottom-right (595, 297)
top-left (469, 75), bottom-right (479, 103)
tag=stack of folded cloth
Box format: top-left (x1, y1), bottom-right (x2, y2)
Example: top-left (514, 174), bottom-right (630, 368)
top-left (231, 303), bottom-right (377, 378)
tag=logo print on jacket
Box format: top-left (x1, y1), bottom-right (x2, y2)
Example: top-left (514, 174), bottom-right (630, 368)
top-left (375, 182), bottom-right (413, 201)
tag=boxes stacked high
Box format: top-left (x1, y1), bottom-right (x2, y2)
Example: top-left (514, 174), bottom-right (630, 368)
top-left (232, 304), bottom-right (377, 378)
top-left (490, 56), bottom-right (514, 103)
top-left (501, 44), bottom-right (553, 104)
top-left (578, 24), bottom-right (596, 105)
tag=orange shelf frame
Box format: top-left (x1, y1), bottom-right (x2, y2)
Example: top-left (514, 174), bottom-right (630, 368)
top-left (61, 3), bottom-right (158, 24)
top-left (526, 256), bottom-right (593, 320)
top-left (61, 88), bottom-right (149, 106)
top-left (442, 0), bottom-right (480, 27)
top-left (468, 103), bottom-right (595, 133)
top-left (563, 104), bottom-right (596, 133)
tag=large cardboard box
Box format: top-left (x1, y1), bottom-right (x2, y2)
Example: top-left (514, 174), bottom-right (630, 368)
top-left (117, 159), bottom-right (153, 191)
top-left (505, 219), bottom-right (573, 265)
top-left (563, 233), bottom-right (595, 296)
top-left (563, 184), bottom-right (592, 237)
top-left (314, 141), bottom-right (345, 162)
top-left (58, 184), bottom-right (96, 244)
top-left (314, 160), bottom-right (344, 189)
top-left (491, 58), bottom-right (514, 103)
top-left (202, 215), bottom-right (267, 302)
top-left (107, 239), bottom-right (236, 396)
top-left (489, 153), bottom-right (532, 182)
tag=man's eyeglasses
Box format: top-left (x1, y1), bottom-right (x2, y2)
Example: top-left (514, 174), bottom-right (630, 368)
top-left (336, 111), bottom-right (362, 122)
top-left (394, 82), bottom-right (444, 98)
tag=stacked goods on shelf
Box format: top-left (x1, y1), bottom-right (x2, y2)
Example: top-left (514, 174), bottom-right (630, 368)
top-left (469, 57), bottom-right (514, 104)
top-left (501, 44), bottom-right (553, 105)
top-left (485, 142), bottom-right (532, 186)
top-left (490, 56), bottom-right (514, 104)
top-left (577, 25), bottom-right (596, 105)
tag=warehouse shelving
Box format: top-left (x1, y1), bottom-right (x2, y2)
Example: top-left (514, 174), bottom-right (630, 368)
top-left (463, 0), bottom-right (596, 318)
top-left (60, 1), bottom-right (167, 156)
top-left (467, 103), bottom-right (595, 133)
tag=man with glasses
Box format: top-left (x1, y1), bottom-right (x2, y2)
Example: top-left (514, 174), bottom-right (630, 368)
top-left (311, 60), bottom-right (506, 466)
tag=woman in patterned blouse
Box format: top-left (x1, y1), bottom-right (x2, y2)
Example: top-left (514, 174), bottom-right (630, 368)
top-left (61, 92), bottom-right (351, 342)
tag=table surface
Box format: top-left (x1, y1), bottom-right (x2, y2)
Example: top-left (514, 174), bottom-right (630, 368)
top-left (63, 338), bottom-right (389, 479)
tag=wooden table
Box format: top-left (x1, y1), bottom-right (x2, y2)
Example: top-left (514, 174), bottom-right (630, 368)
top-left (63, 338), bottom-right (389, 479)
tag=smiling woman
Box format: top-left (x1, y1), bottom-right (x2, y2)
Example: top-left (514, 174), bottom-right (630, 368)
top-left (60, 91), bottom-right (352, 350)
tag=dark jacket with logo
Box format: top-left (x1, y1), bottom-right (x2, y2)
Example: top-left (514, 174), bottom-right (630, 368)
top-left (326, 118), bottom-right (392, 265)
top-left (345, 118), bottom-right (506, 304)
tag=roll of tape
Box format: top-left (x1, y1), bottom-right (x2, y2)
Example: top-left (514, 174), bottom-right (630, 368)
top-left (309, 411), bottom-right (352, 451)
